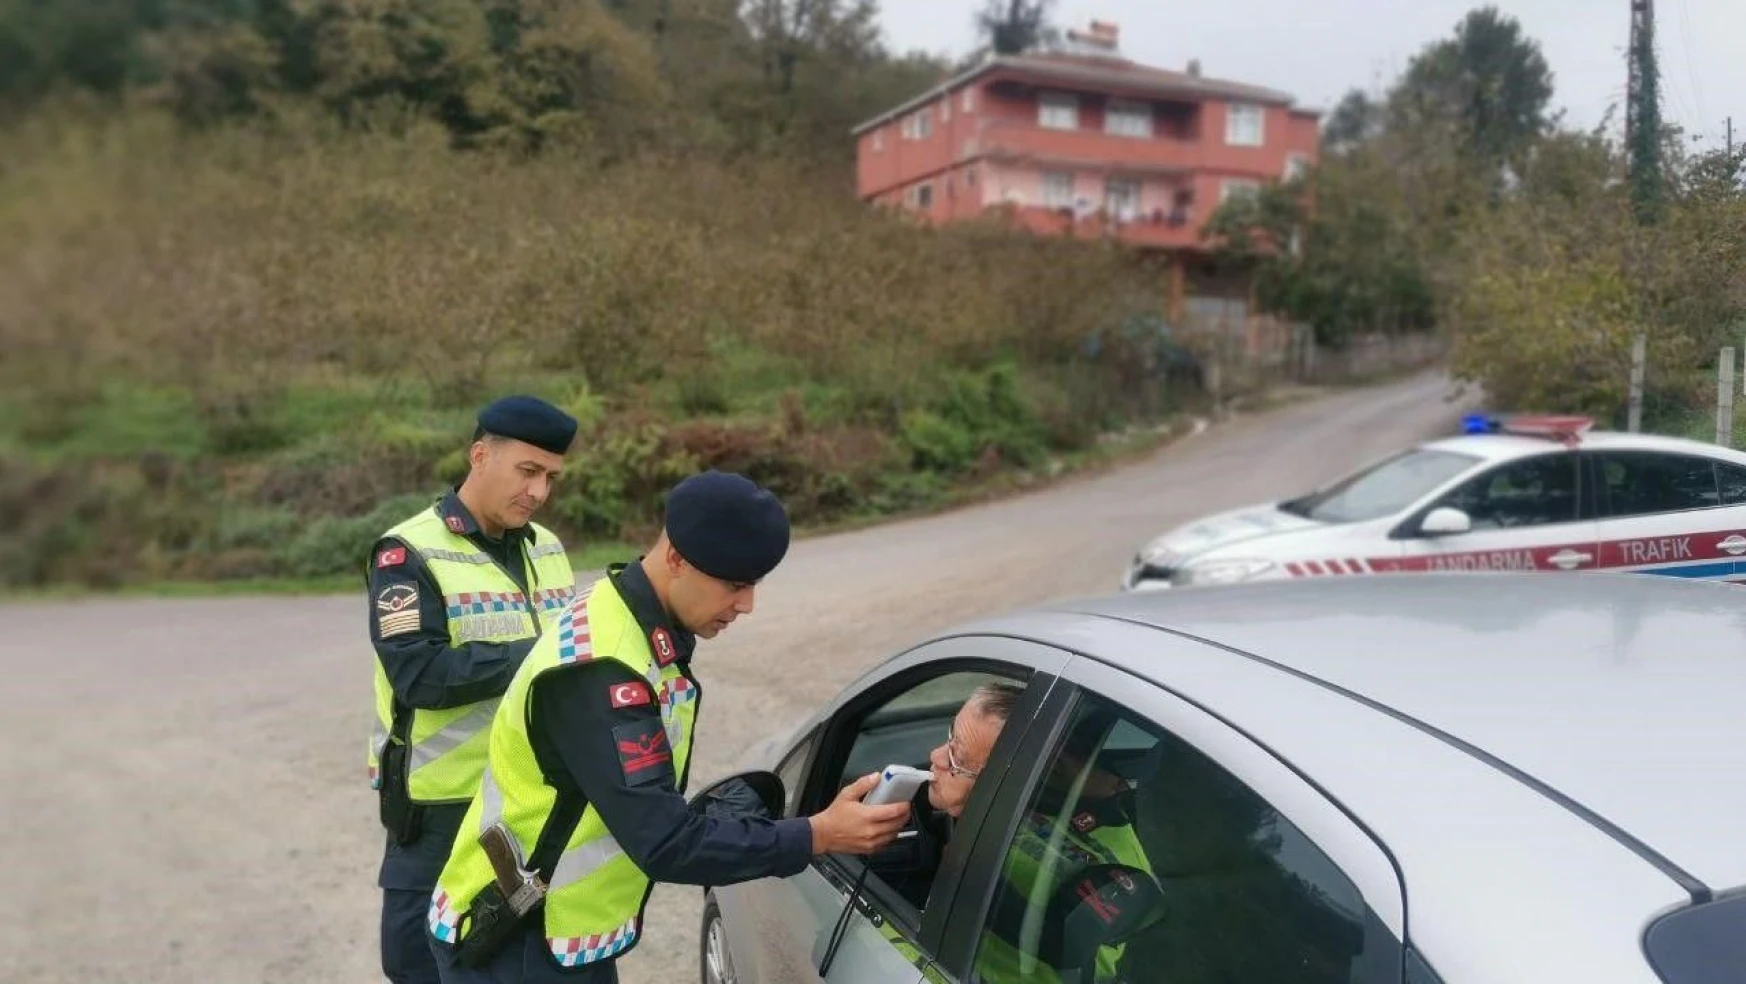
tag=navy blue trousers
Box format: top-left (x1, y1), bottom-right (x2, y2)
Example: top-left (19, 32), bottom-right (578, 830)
top-left (383, 889), bottom-right (443, 984)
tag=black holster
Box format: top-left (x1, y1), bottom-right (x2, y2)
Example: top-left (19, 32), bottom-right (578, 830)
top-left (453, 883), bottom-right (534, 969)
top-left (378, 740), bottom-right (425, 846)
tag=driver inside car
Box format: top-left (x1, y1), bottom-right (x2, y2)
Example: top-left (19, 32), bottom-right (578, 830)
top-left (860, 685), bottom-right (1163, 982)
top-left (864, 681), bottom-right (1024, 909)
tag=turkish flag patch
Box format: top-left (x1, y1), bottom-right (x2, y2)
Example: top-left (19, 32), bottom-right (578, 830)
top-left (1072, 811), bottom-right (1100, 834)
top-left (651, 627), bottom-right (677, 666)
top-left (444, 515), bottom-right (466, 533)
top-left (608, 681), bottom-right (652, 709)
top-left (376, 546), bottom-right (407, 569)
top-left (612, 719), bottom-right (673, 786)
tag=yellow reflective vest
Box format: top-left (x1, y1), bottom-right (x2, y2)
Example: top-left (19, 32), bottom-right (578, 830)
top-left (367, 504), bottom-right (576, 804)
top-left (429, 576), bottom-right (699, 968)
top-left (973, 808), bottom-right (1153, 984)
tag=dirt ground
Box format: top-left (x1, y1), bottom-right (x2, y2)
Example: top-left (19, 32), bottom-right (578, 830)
top-left (0, 371), bottom-right (1468, 984)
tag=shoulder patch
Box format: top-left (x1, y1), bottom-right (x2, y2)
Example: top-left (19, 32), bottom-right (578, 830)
top-left (651, 627), bottom-right (677, 666)
top-left (608, 681), bottom-right (652, 709)
top-left (376, 583), bottom-right (420, 637)
top-left (612, 718), bottom-right (673, 787)
top-left (1071, 810), bottom-right (1099, 834)
top-left (376, 546), bottom-right (407, 569)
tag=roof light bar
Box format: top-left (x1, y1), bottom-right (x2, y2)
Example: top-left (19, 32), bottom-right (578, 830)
top-left (1461, 413), bottom-right (1595, 446)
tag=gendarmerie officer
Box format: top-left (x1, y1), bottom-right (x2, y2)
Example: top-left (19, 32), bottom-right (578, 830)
top-left (425, 470), bottom-right (911, 983)
top-left (367, 395), bottom-right (579, 984)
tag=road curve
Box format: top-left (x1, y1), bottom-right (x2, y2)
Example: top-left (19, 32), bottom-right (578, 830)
top-left (0, 370), bottom-right (1466, 984)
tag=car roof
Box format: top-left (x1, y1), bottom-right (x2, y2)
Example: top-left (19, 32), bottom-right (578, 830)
top-left (1417, 428), bottom-right (1746, 466)
top-left (1046, 573), bottom-right (1746, 897)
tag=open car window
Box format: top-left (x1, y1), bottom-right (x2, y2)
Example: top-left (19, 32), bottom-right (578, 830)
top-left (837, 670), bottom-right (1018, 789)
top-left (804, 664), bottom-right (1036, 929)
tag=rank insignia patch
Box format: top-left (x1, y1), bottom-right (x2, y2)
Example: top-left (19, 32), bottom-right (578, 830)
top-left (376, 584), bottom-right (420, 637)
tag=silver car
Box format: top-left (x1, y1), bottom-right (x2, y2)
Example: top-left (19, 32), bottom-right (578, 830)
top-left (691, 572), bottom-right (1745, 984)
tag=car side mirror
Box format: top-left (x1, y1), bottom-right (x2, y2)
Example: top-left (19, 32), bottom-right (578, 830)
top-left (1419, 507), bottom-right (1472, 537)
top-left (686, 770), bottom-right (786, 822)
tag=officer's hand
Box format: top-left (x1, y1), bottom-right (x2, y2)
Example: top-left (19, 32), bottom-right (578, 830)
top-left (807, 773), bottom-right (912, 855)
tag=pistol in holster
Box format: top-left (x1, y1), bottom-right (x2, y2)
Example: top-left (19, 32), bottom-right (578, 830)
top-left (377, 738), bottom-right (425, 846)
top-left (454, 822), bottom-right (548, 969)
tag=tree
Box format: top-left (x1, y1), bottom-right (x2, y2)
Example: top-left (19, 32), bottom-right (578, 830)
top-left (1319, 88), bottom-right (1382, 155)
top-left (1387, 6), bottom-right (1553, 176)
top-left (974, 0), bottom-right (1054, 55)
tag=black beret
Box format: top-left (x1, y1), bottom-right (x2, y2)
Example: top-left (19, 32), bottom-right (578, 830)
top-left (476, 395), bottom-right (577, 456)
top-left (665, 470), bottom-right (790, 583)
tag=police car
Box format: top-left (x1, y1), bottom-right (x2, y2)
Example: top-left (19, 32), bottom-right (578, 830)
top-left (693, 575), bottom-right (1745, 984)
top-left (1121, 414), bottom-right (1746, 591)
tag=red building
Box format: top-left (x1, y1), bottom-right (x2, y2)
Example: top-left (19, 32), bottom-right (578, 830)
top-left (851, 20), bottom-right (1320, 321)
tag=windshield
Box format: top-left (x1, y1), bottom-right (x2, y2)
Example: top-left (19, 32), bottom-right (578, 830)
top-left (1280, 448), bottom-right (1481, 523)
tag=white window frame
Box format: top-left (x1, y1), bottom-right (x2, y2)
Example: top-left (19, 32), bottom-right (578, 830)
top-left (915, 182), bottom-right (934, 209)
top-left (962, 87), bottom-right (977, 113)
top-left (1041, 171), bottom-right (1075, 209)
top-left (1284, 152), bottom-right (1311, 182)
top-left (871, 128), bottom-right (884, 152)
top-left (1220, 178), bottom-right (1262, 205)
top-left (902, 109), bottom-right (932, 141)
top-left (1038, 91), bottom-right (1079, 131)
top-left (1104, 98), bottom-right (1153, 138)
top-left (1225, 101), bottom-right (1265, 147)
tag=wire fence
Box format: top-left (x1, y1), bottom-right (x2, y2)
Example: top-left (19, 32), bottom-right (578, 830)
top-left (1626, 332), bottom-right (1746, 450)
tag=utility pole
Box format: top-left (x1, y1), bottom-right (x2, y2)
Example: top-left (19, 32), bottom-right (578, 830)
top-left (1626, 0), bottom-right (1663, 221)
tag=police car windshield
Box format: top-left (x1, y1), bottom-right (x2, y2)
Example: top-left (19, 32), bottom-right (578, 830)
top-left (1281, 448), bottom-right (1480, 523)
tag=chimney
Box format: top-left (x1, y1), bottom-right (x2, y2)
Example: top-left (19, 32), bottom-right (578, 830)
top-left (1186, 58), bottom-right (1202, 77)
top-left (1065, 19), bottom-right (1120, 54)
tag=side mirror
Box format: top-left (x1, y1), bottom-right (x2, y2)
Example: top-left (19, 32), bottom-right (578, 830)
top-left (686, 769), bottom-right (786, 822)
top-left (1419, 507), bottom-right (1472, 537)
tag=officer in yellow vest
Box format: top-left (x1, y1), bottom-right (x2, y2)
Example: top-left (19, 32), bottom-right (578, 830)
top-left (425, 470), bottom-right (912, 983)
top-left (367, 395), bottom-right (580, 984)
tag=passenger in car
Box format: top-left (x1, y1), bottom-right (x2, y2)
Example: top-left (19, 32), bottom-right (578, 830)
top-left (974, 712), bottom-right (1158, 984)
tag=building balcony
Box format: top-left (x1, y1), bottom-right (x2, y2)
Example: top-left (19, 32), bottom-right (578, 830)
top-left (965, 118), bottom-right (1201, 176)
top-left (1002, 204), bottom-right (1207, 251)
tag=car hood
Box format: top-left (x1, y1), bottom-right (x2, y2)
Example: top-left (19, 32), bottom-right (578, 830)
top-left (1139, 502), bottom-right (1323, 567)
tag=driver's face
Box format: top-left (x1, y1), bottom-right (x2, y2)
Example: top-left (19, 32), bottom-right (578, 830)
top-left (927, 703), bottom-right (1000, 818)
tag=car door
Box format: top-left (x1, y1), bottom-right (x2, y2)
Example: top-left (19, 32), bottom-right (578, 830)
top-left (931, 655), bottom-right (1407, 984)
top-left (1587, 449), bottom-right (1746, 583)
top-left (1384, 449), bottom-right (1602, 576)
top-left (709, 635), bottom-right (1074, 984)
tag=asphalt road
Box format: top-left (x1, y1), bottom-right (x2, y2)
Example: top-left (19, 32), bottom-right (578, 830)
top-left (0, 370), bottom-right (1467, 984)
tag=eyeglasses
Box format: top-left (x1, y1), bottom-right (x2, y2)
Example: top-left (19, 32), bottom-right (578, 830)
top-left (944, 725), bottom-right (982, 779)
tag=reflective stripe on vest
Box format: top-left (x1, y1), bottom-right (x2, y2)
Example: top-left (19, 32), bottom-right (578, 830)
top-left (365, 506), bottom-right (576, 803)
top-left (429, 579), bottom-right (698, 967)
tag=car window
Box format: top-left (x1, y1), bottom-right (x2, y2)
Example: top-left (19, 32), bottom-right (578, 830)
top-left (1280, 448), bottom-right (1479, 523)
top-left (969, 695), bottom-right (1373, 984)
top-left (1596, 451), bottom-right (1723, 517)
top-left (1644, 894), bottom-right (1746, 984)
top-left (836, 669), bottom-right (1015, 787)
top-left (810, 666), bottom-right (1034, 920)
top-left (1434, 453), bottom-right (1580, 529)
top-left (1719, 463), bottom-right (1746, 505)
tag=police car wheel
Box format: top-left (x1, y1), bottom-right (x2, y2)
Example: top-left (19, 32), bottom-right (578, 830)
top-left (700, 894), bottom-right (738, 984)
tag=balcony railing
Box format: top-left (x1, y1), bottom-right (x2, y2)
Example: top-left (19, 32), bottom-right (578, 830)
top-left (1006, 205), bottom-right (1206, 249)
top-left (966, 118), bottom-right (1201, 174)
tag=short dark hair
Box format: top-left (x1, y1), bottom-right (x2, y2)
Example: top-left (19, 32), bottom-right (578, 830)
top-left (968, 681), bottom-right (1025, 724)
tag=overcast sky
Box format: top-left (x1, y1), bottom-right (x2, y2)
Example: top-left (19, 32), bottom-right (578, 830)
top-left (876, 0), bottom-right (1744, 150)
